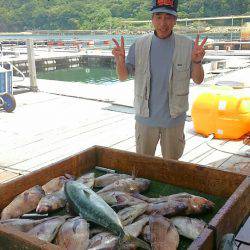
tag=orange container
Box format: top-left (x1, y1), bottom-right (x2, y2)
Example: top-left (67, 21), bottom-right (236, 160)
top-left (191, 87), bottom-right (250, 139)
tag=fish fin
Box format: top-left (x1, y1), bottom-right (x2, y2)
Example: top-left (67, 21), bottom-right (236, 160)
top-left (83, 189), bottom-right (90, 197)
top-left (219, 233), bottom-right (236, 250)
top-left (131, 166), bottom-right (139, 180)
top-left (118, 234), bottom-right (151, 250)
top-left (65, 173), bottom-right (75, 180)
top-left (72, 220), bottom-right (80, 233)
top-left (23, 192), bottom-right (30, 202)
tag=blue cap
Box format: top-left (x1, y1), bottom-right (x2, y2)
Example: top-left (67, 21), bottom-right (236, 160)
top-left (151, 0), bottom-right (178, 16)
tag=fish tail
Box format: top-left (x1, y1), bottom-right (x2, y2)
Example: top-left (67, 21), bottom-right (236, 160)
top-left (118, 234), bottom-right (151, 250)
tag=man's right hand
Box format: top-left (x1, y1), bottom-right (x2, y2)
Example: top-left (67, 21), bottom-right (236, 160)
top-left (112, 36), bottom-right (125, 65)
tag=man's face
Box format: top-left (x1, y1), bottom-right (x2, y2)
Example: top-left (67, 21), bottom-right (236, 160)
top-left (152, 13), bottom-right (176, 39)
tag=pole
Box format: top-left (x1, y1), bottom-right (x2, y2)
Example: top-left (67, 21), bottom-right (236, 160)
top-left (27, 39), bottom-right (38, 92)
top-left (231, 17), bottom-right (234, 41)
top-left (0, 42), bottom-right (3, 67)
top-left (239, 18), bottom-right (243, 50)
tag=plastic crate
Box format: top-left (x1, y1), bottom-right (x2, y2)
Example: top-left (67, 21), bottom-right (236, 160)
top-left (0, 66), bottom-right (13, 94)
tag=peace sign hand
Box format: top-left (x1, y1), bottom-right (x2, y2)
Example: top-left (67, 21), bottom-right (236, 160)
top-left (112, 36), bottom-right (125, 65)
top-left (192, 35), bottom-right (207, 64)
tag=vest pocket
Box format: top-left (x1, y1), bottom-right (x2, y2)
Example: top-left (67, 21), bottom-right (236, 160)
top-left (172, 65), bottom-right (190, 95)
top-left (171, 94), bottom-right (189, 116)
top-left (134, 95), bottom-right (149, 117)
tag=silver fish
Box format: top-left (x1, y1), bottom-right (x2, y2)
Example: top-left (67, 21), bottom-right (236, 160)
top-left (146, 200), bottom-right (187, 216)
top-left (133, 192), bottom-right (215, 214)
top-left (118, 203), bottom-right (148, 226)
top-left (183, 195), bottom-right (215, 215)
top-left (90, 226), bottom-right (106, 238)
top-left (1, 185), bottom-right (45, 220)
top-left (55, 216), bottom-right (89, 250)
top-left (88, 232), bottom-right (118, 250)
top-left (76, 172), bottom-right (95, 188)
top-left (159, 193), bottom-right (214, 215)
top-left (36, 189), bottom-right (66, 214)
top-left (149, 215), bottom-right (179, 250)
top-left (97, 177), bottom-right (150, 194)
top-left (28, 215), bottom-right (69, 242)
top-left (124, 216), bottom-right (149, 238)
top-left (94, 173), bottom-right (131, 188)
top-left (0, 217), bottom-right (53, 232)
top-left (42, 174), bottom-right (74, 194)
top-left (141, 225), bottom-right (150, 243)
top-left (98, 191), bottom-right (146, 208)
top-left (171, 216), bottom-right (207, 240)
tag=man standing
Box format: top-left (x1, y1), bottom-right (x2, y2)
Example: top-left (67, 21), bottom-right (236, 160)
top-left (112, 0), bottom-right (207, 160)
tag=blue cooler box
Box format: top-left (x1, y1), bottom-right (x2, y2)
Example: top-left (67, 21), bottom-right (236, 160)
top-left (0, 66), bottom-right (13, 94)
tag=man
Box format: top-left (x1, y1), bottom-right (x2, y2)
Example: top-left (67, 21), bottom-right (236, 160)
top-left (112, 0), bottom-right (207, 160)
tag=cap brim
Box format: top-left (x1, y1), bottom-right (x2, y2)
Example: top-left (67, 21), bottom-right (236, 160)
top-left (151, 7), bottom-right (177, 16)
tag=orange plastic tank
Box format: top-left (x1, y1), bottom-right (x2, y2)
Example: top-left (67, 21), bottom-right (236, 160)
top-left (191, 86), bottom-right (250, 139)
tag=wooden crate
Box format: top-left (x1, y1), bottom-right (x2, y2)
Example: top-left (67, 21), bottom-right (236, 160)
top-left (0, 146), bottom-right (249, 250)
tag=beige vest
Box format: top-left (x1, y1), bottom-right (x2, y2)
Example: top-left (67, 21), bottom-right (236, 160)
top-left (134, 33), bottom-right (193, 118)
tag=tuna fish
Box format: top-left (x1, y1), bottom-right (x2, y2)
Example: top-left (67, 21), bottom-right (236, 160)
top-left (36, 189), bottom-right (66, 214)
top-left (171, 216), bottom-right (207, 240)
top-left (55, 216), bottom-right (89, 250)
top-left (1, 185), bottom-right (45, 220)
top-left (94, 173), bottom-right (131, 188)
top-left (65, 181), bottom-right (150, 249)
top-left (97, 177), bottom-right (150, 194)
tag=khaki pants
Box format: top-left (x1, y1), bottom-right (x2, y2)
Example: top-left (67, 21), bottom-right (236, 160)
top-left (135, 121), bottom-right (185, 160)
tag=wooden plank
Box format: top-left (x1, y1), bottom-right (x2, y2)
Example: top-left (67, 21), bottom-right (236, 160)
top-left (0, 146), bottom-right (96, 210)
top-left (0, 171), bottom-right (20, 183)
top-left (235, 216), bottom-right (250, 245)
top-left (2, 117), bottom-right (134, 173)
top-left (180, 134), bottom-right (208, 158)
top-left (96, 146), bottom-right (246, 197)
top-left (188, 228), bottom-right (214, 250)
top-left (196, 149), bottom-right (232, 168)
top-left (0, 102), bottom-right (127, 153)
top-left (110, 136), bottom-right (135, 150)
top-left (208, 177), bottom-right (250, 249)
top-left (219, 155), bottom-right (250, 175)
top-left (197, 138), bottom-right (248, 167)
top-left (180, 140), bottom-right (215, 163)
top-left (0, 114), bottom-right (133, 168)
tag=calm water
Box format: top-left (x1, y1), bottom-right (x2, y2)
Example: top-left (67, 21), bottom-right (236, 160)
top-left (3, 33), bottom-right (240, 84)
top-left (37, 66), bottom-right (121, 85)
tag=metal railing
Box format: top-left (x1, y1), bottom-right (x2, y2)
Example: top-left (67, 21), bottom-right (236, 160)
top-left (1, 42), bottom-right (25, 82)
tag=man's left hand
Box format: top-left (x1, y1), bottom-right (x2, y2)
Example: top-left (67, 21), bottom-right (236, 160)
top-left (192, 35), bottom-right (207, 64)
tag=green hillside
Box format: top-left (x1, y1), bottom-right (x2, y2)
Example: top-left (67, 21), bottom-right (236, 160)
top-left (0, 0), bottom-right (249, 31)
